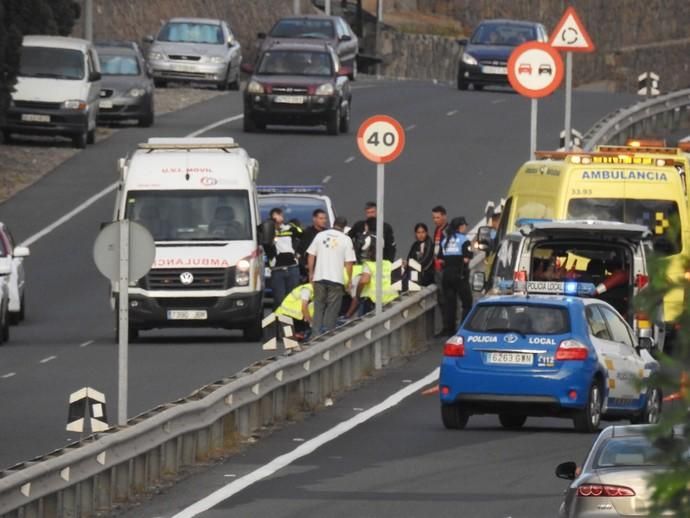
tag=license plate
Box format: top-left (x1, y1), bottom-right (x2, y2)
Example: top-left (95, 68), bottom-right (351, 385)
top-left (482, 65), bottom-right (507, 75)
top-left (21, 113), bottom-right (50, 123)
top-left (167, 310), bottom-right (207, 320)
top-left (274, 95), bottom-right (305, 104)
top-left (487, 352), bottom-right (533, 365)
top-left (172, 63), bottom-right (198, 73)
top-left (99, 100), bottom-right (113, 109)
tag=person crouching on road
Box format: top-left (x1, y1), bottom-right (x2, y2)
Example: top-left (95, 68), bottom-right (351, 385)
top-left (307, 216), bottom-right (356, 334)
top-left (275, 283), bottom-right (314, 341)
top-left (266, 208), bottom-right (302, 309)
top-left (440, 216), bottom-right (473, 334)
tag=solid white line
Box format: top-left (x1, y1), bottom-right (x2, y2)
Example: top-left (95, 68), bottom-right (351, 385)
top-left (446, 110), bottom-right (458, 116)
top-left (18, 112), bottom-right (244, 248)
top-left (172, 368), bottom-right (439, 518)
top-left (1, 372), bottom-right (16, 379)
top-left (322, 175), bottom-right (332, 184)
top-left (344, 156), bottom-right (355, 164)
top-left (39, 355), bottom-right (57, 364)
top-left (79, 340), bottom-right (94, 348)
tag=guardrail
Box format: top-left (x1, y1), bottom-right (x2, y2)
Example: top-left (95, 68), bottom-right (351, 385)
top-left (0, 287), bottom-right (437, 518)
top-left (582, 88), bottom-right (690, 150)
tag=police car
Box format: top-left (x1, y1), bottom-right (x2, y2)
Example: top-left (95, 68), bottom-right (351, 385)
top-left (439, 281), bottom-right (661, 433)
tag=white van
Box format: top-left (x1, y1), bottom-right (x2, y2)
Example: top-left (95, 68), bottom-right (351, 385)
top-left (113, 138), bottom-right (267, 340)
top-left (2, 35), bottom-right (101, 148)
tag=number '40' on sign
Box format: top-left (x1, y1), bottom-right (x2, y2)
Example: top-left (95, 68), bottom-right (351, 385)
top-left (357, 115), bottom-right (406, 164)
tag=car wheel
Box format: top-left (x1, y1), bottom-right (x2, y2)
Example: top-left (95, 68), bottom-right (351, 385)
top-left (243, 316), bottom-right (263, 342)
top-left (2, 306), bottom-right (9, 343)
top-left (349, 59), bottom-right (357, 81)
top-left (631, 387), bottom-right (662, 424)
top-left (327, 107), bottom-right (340, 136)
top-left (19, 293), bottom-right (25, 322)
top-left (229, 67), bottom-right (241, 91)
top-left (138, 110), bottom-right (154, 128)
top-left (243, 113), bottom-right (257, 132)
top-left (457, 78), bottom-right (468, 91)
top-left (87, 127), bottom-right (96, 145)
top-left (441, 403), bottom-right (469, 429)
top-left (72, 130), bottom-right (87, 149)
top-left (573, 382), bottom-right (602, 433)
top-left (339, 101), bottom-right (351, 133)
top-left (498, 414), bottom-right (527, 429)
top-left (154, 78), bottom-right (167, 88)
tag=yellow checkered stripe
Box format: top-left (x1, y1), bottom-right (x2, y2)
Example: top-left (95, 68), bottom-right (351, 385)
top-left (655, 211), bottom-right (670, 235)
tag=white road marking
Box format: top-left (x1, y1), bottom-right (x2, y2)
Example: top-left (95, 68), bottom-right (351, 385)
top-left (172, 368), bottom-right (439, 517)
top-left (322, 175), bottom-right (332, 184)
top-left (39, 355), bottom-right (57, 364)
top-left (446, 110), bottom-right (458, 116)
top-left (491, 98), bottom-right (506, 104)
top-left (292, 438), bottom-right (305, 442)
top-left (344, 156), bottom-right (355, 163)
top-left (19, 112), bottom-right (244, 248)
top-left (1, 372), bottom-right (16, 379)
top-left (405, 124), bottom-right (416, 131)
top-left (79, 340), bottom-right (94, 348)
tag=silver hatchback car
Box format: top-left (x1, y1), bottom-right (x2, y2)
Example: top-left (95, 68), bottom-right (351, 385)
top-left (145, 17), bottom-right (242, 90)
top-left (556, 424), bottom-right (677, 517)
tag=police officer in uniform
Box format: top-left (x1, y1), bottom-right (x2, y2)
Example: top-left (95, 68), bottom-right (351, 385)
top-left (440, 216), bottom-right (473, 334)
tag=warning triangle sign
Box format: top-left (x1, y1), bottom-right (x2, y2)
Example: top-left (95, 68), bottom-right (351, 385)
top-left (549, 6), bottom-right (595, 52)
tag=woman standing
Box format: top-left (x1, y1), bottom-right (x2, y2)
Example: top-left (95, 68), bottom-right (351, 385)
top-left (406, 223), bottom-right (434, 287)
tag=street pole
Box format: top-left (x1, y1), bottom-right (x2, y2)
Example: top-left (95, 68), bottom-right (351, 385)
top-left (118, 219), bottom-right (129, 426)
top-left (530, 98), bottom-right (538, 160)
top-left (84, 0), bottom-right (93, 41)
top-left (375, 163), bottom-right (384, 316)
top-left (293, 0), bottom-right (300, 15)
top-left (377, 0), bottom-right (383, 23)
top-left (564, 52), bottom-right (572, 149)
top-left (324, 0), bottom-right (331, 15)
top-left (375, 0), bottom-right (383, 77)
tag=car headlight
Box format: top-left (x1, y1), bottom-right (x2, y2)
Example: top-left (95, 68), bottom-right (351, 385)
top-left (462, 53), bottom-right (478, 66)
top-left (149, 51), bottom-right (166, 61)
top-left (235, 259), bottom-right (251, 287)
top-left (127, 88), bottom-right (146, 98)
top-left (247, 80), bottom-right (264, 94)
top-left (315, 83), bottom-right (335, 96)
top-left (63, 100), bottom-right (87, 110)
top-left (209, 56), bottom-right (225, 64)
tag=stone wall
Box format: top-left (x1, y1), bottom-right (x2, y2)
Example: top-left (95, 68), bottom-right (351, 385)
top-left (378, 28), bottom-right (460, 81)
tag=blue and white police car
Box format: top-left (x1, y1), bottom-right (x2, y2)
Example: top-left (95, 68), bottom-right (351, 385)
top-left (439, 281), bottom-right (661, 432)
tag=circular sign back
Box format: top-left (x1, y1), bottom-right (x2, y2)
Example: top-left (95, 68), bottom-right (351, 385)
top-left (357, 115), bottom-right (406, 164)
top-left (507, 41), bottom-right (564, 98)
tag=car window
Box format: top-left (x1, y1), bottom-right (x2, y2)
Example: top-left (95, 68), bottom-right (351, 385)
top-left (586, 305), bottom-right (611, 340)
top-left (465, 304), bottom-right (570, 334)
top-left (258, 196), bottom-right (330, 227)
top-left (470, 22), bottom-right (537, 46)
top-left (158, 22), bottom-right (224, 44)
top-left (257, 50), bottom-right (333, 76)
top-left (20, 46), bottom-right (85, 80)
top-left (99, 54), bottom-right (140, 75)
top-left (489, 237), bottom-right (519, 286)
top-left (495, 196), bottom-right (512, 243)
top-left (270, 19), bottom-right (335, 40)
top-left (594, 437), bottom-right (673, 468)
top-left (600, 306), bottom-right (634, 347)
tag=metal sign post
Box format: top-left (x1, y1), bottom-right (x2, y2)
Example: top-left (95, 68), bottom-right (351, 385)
top-left (375, 163), bottom-right (385, 314)
top-left (293, 0), bottom-right (300, 15)
top-left (530, 98), bottom-right (538, 160)
top-left (324, 0), bottom-right (331, 15)
top-left (117, 220), bottom-right (129, 426)
top-left (564, 52), bottom-right (573, 149)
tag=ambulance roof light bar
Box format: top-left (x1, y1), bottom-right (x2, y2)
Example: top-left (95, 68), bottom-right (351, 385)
top-left (535, 150), bottom-right (676, 167)
top-left (139, 137), bottom-right (239, 151)
top-left (625, 138), bottom-right (667, 148)
top-left (597, 145), bottom-right (681, 156)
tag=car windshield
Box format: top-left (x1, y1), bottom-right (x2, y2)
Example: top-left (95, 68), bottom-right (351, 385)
top-left (157, 22), bottom-right (223, 44)
top-left (99, 54), bottom-right (140, 75)
top-left (269, 19), bottom-right (334, 39)
top-left (594, 436), bottom-right (687, 468)
top-left (257, 50), bottom-right (333, 76)
top-left (465, 304), bottom-right (570, 334)
top-left (567, 199), bottom-right (681, 255)
top-left (470, 23), bottom-right (537, 46)
top-left (258, 196), bottom-right (330, 228)
top-left (125, 190), bottom-right (252, 241)
top-left (19, 46), bottom-right (84, 80)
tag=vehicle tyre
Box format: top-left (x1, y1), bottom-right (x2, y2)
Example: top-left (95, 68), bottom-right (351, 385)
top-left (72, 130), bottom-right (87, 149)
top-left (229, 67), bottom-right (241, 91)
top-left (499, 414), bottom-right (527, 429)
top-left (1, 307), bottom-right (9, 343)
top-left (243, 316), bottom-right (263, 342)
top-left (631, 387), bottom-right (662, 424)
top-left (327, 107), bottom-right (340, 136)
top-left (474, 84), bottom-right (484, 91)
top-left (138, 110), bottom-right (154, 128)
top-left (217, 77), bottom-right (228, 91)
top-left (349, 59), bottom-right (357, 81)
top-left (243, 113), bottom-right (256, 132)
top-left (154, 78), bottom-right (167, 88)
top-left (441, 403), bottom-right (469, 429)
top-left (339, 101), bottom-right (351, 133)
top-left (2, 130), bottom-right (12, 144)
top-left (573, 381), bottom-right (602, 433)
top-left (87, 127), bottom-right (96, 145)
top-left (19, 292), bottom-right (25, 322)
top-left (457, 78), bottom-right (468, 91)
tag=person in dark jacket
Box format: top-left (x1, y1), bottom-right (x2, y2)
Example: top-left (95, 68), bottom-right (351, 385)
top-left (440, 216), bottom-right (473, 334)
top-left (406, 222), bottom-right (434, 287)
top-left (296, 208), bottom-right (328, 277)
top-left (348, 201), bottom-right (396, 261)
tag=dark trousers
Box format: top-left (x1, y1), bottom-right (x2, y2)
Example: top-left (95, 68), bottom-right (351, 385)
top-left (313, 281), bottom-right (344, 334)
top-left (271, 265), bottom-right (300, 309)
top-left (442, 273), bottom-right (473, 333)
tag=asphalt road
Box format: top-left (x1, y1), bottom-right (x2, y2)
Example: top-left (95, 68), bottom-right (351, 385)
top-left (0, 78), bottom-right (635, 470)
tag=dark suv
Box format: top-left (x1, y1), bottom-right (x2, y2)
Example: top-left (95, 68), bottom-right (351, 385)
top-left (243, 42), bottom-right (351, 135)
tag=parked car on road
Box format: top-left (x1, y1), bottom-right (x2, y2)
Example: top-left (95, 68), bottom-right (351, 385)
top-left (145, 17), bottom-right (242, 90)
top-left (0, 223), bottom-right (29, 325)
top-left (2, 35), bottom-right (102, 148)
top-left (456, 19), bottom-right (547, 91)
top-left (258, 15), bottom-right (358, 79)
top-left (95, 41), bottom-right (154, 127)
top-left (243, 42), bottom-right (352, 135)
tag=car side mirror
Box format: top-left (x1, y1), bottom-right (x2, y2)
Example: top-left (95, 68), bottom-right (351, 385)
top-left (227, 35), bottom-right (236, 47)
top-left (338, 66), bottom-right (351, 77)
top-left (476, 225), bottom-right (495, 252)
top-left (638, 336), bottom-right (655, 351)
top-left (241, 62), bottom-right (255, 74)
top-left (456, 38), bottom-right (469, 46)
top-left (13, 246), bottom-right (30, 258)
top-left (340, 34), bottom-right (352, 42)
top-left (259, 219), bottom-right (275, 247)
top-left (257, 32), bottom-right (266, 39)
top-left (89, 71), bottom-right (101, 82)
top-left (555, 461), bottom-right (577, 480)
top-left (143, 35), bottom-right (154, 44)
top-left (471, 271), bottom-right (485, 292)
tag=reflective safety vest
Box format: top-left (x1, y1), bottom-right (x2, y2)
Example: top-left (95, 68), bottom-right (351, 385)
top-left (345, 264), bottom-right (364, 288)
top-left (361, 260), bottom-right (398, 304)
top-left (275, 283), bottom-right (314, 321)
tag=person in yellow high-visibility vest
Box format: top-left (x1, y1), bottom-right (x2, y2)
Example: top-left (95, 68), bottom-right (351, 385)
top-left (346, 233), bottom-right (398, 317)
top-left (275, 283), bottom-right (314, 339)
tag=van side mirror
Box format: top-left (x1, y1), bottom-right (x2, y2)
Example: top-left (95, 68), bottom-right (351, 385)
top-left (143, 35), bottom-right (154, 44)
top-left (257, 32), bottom-right (266, 39)
top-left (638, 336), bottom-right (655, 351)
top-left (227, 34), bottom-right (236, 47)
top-left (89, 71), bottom-right (101, 82)
top-left (456, 38), bottom-right (469, 46)
top-left (476, 225), bottom-right (496, 252)
top-left (555, 461), bottom-right (577, 480)
top-left (339, 34), bottom-right (352, 42)
top-left (471, 271), bottom-right (485, 292)
top-left (259, 219), bottom-right (275, 247)
top-left (13, 246), bottom-right (30, 258)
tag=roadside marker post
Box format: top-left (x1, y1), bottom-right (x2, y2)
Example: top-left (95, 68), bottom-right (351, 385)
top-left (507, 42), bottom-right (564, 159)
top-left (356, 115), bottom-right (406, 316)
top-left (549, 6), bottom-right (596, 150)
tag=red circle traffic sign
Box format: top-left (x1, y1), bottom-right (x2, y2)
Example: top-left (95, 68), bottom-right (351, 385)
top-left (357, 115), bottom-right (406, 164)
top-left (507, 41), bottom-right (564, 98)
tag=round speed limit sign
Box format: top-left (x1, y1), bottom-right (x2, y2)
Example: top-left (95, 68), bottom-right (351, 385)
top-left (357, 115), bottom-right (406, 164)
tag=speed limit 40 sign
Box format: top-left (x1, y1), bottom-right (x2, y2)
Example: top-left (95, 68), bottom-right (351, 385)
top-left (357, 115), bottom-right (405, 164)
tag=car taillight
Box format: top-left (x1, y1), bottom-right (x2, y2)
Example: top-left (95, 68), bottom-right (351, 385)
top-left (555, 340), bottom-right (588, 361)
top-left (444, 336), bottom-right (465, 357)
top-left (635, 274), bottom-right (649, 289)
top-left (577, 484), bottom-right (635, 497)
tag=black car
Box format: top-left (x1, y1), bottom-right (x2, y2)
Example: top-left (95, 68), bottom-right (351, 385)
top-left (242, 42), bottom-right (352, 135)
top-left (95, 41), bottom-right (154, 126)
top-left (258, 15), bottom-right (358, 79)
top-left (457, 19), bottom-right (548, 91)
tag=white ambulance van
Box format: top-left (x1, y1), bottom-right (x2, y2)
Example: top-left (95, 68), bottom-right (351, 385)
top-left (113, 137), bottom-right (267, 340)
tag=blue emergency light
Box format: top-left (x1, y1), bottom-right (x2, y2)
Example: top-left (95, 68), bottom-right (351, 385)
top-left (496, 280), bottom-right (597, 297)
top-left (257, 185), bottom-right (324, 194)
top-left (516, 218), bottom-right (553, 228)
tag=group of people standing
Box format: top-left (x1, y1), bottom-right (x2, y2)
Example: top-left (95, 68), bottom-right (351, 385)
top-left (264, 202), bottom-right (475, 342)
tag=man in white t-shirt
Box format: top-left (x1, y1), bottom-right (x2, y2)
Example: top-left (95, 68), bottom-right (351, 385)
top-left (307, 216), bottom-right (355, 334)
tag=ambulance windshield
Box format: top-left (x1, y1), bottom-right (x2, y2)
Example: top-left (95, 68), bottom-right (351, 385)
top-left (125, 190), bottom-right (252, 241)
